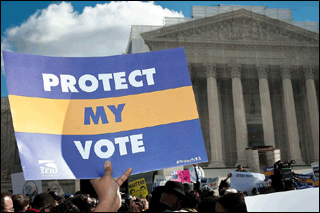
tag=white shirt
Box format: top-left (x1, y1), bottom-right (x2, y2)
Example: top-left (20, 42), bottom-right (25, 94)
top-left (188, 166), bottom-right (205, 183)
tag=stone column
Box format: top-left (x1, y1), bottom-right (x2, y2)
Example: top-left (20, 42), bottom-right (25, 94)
top-left (203, 63), bottom-right (226, 167)
top-left (303, 65), bottom-right (319, 162)
top-left (229, 63), bottom-right (248, 167)
top-left (189, 63), bottom-right (199, 109)
top-left (280, 65), bottom-right (305, 165)
top-left (256, 64), bottom-right (276, 148)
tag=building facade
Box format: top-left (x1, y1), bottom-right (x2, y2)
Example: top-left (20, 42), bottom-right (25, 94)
top-left (1, 6), bottom-right (319, 183)
top-left (126, 6), bottom-right (319, 167)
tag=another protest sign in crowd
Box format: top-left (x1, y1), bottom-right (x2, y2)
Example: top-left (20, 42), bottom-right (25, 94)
top-left (1, 160), bottom-right (319, 212)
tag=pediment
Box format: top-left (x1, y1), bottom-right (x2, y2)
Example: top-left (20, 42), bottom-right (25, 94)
top-left (141, 9), bottom-right (319, 44)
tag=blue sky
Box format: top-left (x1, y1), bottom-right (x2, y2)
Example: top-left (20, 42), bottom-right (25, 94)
top-left (1, 1), bottom-right (319, 97)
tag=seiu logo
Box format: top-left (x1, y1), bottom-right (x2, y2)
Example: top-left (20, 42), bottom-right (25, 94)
top-left (38, 160), bottom-right (57, 175)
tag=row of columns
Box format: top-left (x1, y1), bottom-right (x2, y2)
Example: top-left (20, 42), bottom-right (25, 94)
top-left (190, 63), bottom-right (319, 167)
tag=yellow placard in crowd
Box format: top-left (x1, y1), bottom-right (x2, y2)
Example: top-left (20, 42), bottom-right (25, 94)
top-left (128, 178), bottom-right (148, 198)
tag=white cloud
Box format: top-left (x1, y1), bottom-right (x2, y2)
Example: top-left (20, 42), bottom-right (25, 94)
top-left (1, 1), bottom-right (184, 74)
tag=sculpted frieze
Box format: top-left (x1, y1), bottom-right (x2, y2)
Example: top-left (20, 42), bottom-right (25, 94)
top-left (157, 17), bottom-right (318, 43)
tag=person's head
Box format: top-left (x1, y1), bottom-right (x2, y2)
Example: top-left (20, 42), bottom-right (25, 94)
top-left (237, 165), bottom-right (243, 171)
top-left (252, 187), bottom-right (259, 195)
top-left (183, 183), bottom-right (194, 193)
top-left (197, 197), bottom-right (218, 212)
top-left (192, 164), bottom-right (198, 167)
top-left (50, 200), bottom-right (80, 212)
top-left (138, 197), bottom-right (149, 211)
top-left (12, 194), bottom-right (30, 212)
top-left (31, 193), bottom-right (56, 212)
top-left (200, 186), bottom-right (214, 201)
top-left (182, 190), bottom-right (199, 209)
top-left (71, 194), bottom-right (93, 212)
top-left (243, 191), bottom-right (249, 196)
top-left (215, 193), bottom-right (247, 212)
top-left (146, 194), bottom-right (152, 203)
top-left (224, 188), bottom-right (238, 195)
top-left (160, 181), bottom-right (187, 211)
top-left (1, 192), bottom-right (14, 212)
top-left (48, 191), bottom-right (64, 206)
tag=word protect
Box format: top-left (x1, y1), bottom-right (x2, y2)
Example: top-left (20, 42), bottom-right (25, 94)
top-left (42, 68), bottom-right (156, 92)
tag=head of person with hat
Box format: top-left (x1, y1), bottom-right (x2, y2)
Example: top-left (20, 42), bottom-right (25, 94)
top-left (152, 181), bottom-right (187, 211)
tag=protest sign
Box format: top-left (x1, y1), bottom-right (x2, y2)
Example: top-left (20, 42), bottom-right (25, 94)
top-left (153, 175), bottom-right (172, 190)
top-left (200, 177), bottom-right (219, 190)
top-left (128, 178), bottom-right (148, 198)
top-left (3, 48), bottom-right (208, 180)
top-left (245, 188), bottom-right (319, 212)
top-left (230, 171), bottom-right (266, 195)
top-left (171, 170), bottom-right (191, 183)
top-left (263, 166), bottom-right (274, 186)
top-left (311, 162), bottom-right (319, 187)
top-left (295, 174), bottom-right (314, 188)
top-left (48, 180), bottom-right (64, 196)
top-left (11, 172), bottom-right (42, 202)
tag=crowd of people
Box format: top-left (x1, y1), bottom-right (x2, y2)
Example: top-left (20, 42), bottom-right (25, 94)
top-left (0, 161), bottom-right (314, 212)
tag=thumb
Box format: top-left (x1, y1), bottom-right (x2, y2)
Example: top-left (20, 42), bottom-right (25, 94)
top-left (104, 160), bottom-right (113, 176)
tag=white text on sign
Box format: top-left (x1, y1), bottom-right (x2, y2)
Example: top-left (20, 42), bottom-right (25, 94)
top-left (42, 68), bottom-right (156, 92)
top-left (74, 134), bottom-right (145, 159)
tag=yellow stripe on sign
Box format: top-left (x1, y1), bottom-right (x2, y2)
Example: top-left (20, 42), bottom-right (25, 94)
top-left (9, 86), bottom-right (198, 135)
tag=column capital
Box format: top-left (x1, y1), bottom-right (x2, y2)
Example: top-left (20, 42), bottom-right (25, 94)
top-left (302, 65), bottom-right (316, 80)
top-left (256, 64), bottom-right (269, 79)
top-left (203, 63), bottom-right (218, 78)
top-left (228, 63), bottom-right (242, 78)
top-left (280, 65), bottom-right (292, 79)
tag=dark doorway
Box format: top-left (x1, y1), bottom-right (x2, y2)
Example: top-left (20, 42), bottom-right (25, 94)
top-left (247, 124), bottom-right (264, 147)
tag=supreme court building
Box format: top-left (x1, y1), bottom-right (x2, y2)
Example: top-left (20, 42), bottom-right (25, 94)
top-left (1, 5), bottom-right (319, 184)
top-left (126, 5), bottom-right (319, 168)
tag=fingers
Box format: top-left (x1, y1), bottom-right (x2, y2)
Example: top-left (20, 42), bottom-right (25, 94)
top-left (104, 161), bottom-right (113, 176)
top-left (116, 167), bottom-right (133, 187)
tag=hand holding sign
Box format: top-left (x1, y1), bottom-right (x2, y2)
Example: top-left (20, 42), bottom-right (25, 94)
top-left (90, 161), bottom-right (132, 212)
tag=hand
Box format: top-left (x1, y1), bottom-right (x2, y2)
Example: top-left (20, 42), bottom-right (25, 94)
top-left (90, 161), bottom-right (132, 212)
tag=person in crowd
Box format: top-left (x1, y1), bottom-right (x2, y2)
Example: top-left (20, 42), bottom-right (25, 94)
top-left (50, 200), bottom-right (80, 212)
top-left (117, 202), bottom-right (129, 212)
top-left (47, 191), bottom-right (65, 206)
top-left (183, 183), bottom-right (194, 194)
top-left (12, 194), bottom-right (30, 212)
top-left (252, 187), bottom-right (259, 195)
top-left (133, 199), bottom-right (143, 212)
top-left (215, 193), bottom-right (247, 212)
top-left (224, 188), bottom-right (238, 195)
top-left (189, 164), bottom-right (205, 193)
top-left (197, 197), bottom-right (218, 212)
top-left (90, 160), bottom-right (132, 212)
top-left (1, 192), bottom-right (14, 212)
top-left (31, 193), bottom-right (56, 212)
top-left (242, 191), bottom-right (249, 196)
top-left (236, 165), bottom-right (247, 172)
top-left (181, 190), bottom-right (199, 211)
top-left (148, 181), bottom-right (187, 212)
top-left (71, 194), bottom-right (95, 212)
top-left (63, 194), bottom-right (73, 200)
top-left (200, 185), bottom-right (214, 201)
top-left (218, 173), bottom-right (231, 196)
top-left (146, 194), bottom-right (152, 204)
top-left (147, 186), bottom-right (164, 211)
top-left (138, 197), bottom-right (149, 211)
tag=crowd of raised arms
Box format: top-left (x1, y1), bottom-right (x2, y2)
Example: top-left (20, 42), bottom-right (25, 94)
top-left (0, 161), bottom-right (314, 212)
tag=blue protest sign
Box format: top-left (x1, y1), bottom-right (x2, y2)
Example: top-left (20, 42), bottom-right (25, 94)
top-left (3, 47), bottom-right (208, 180)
